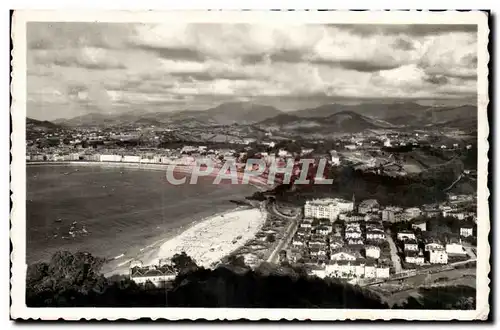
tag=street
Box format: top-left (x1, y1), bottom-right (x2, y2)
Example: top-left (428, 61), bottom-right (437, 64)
top-left (386, 229), bottom-right (402, 273)
top-left (266, 202), bottom-right (301, 263)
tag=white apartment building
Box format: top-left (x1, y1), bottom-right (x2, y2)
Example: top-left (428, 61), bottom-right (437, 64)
top-left (460, 227), bottom-right (474, 237)
top-left (425, 242), bottom-right (444, 251)
top-left (404, 207), bottom-right (422, 219)
top-left (404, 241), bottom-right (419, 252)
top-left (405, 254), bottom-right (425, 265)
top-left (397, 231), bottom-right (416, 241)
top-left (366, 230), bottom-right (385, 241)
top-left (345, 229), bottom-right (362, 239)
top-left (365, 245), bottom-right (381, 259)
top-left (446, 242), bottom-right (466, 255)
top-left (304, 198), bottom-right (354, 221)
top-left (429, 248), bottom-right (448, 264)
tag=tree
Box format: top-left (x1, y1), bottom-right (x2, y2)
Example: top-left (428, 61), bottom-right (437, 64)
top-left (227, 255), bottom-right (248, 268)
top-left (266, 233), bottom-right (276, 243)
top-left (26, 251), bottom-right (108, 306)
top-left (171, 252), bottom-right (198, 274)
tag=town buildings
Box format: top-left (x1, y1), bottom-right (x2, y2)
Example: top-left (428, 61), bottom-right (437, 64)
top-left (460, 227), bottom-right (474, 237)
top-left (358, 199), bottom-right (379, 214)
top-left (129, 261), bottom-right (177, 286)
top-left (446, 241), bottom-right (466, 255)
top-left (428, 247), bottom-right (448, 264)
top-left (304, 198), bottom-right (354, 221)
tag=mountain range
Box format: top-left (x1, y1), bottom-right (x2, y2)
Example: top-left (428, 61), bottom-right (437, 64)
top-left (36, 101), bottom-right (477, 133)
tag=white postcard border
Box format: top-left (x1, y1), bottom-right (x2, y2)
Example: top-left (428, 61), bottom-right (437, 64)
top-left (10, 10), bottom-right (490, 320)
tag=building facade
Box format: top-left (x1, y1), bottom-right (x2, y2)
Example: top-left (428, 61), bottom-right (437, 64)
top-left (304, 198), bottom-right (354, 221)
top-left (429, 249), bottom-right (448, 264)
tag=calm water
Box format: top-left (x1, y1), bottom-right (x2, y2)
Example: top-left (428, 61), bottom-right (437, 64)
top-left (26, 165), bottom-right (257, 266)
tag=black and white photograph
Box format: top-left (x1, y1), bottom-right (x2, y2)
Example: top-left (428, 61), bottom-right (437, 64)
top-left (10, 10), bottom-right (489, 320)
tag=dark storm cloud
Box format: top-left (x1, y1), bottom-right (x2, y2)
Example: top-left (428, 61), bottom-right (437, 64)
top-left (66, 83), bottom-right (88, 96)
top-left (34, 50), bottom-right (127, 70)
top-left (27, 22), bottom-right (131, 50)
top-left (170, 71), bottom-right (253, 82)
top-left (59, 58), bottom-right (126, 70)
top-left (335, 24), bottom-right (477, 37)
top-left (240, 54), bottom-right (268, 65)
top-left (131, 44), bottom-right (207, 61)
top-left (461, 53), bottom-right (478, 68)
top-left (312, 59), bottom-right (402, 72)
top-left (238, 51), bottom-right (306, 65)
top-left (393, 38), bottom-right (415, 51)
top-left (448, 72), bottom-right (478, 80)
top-left (424, 74), bottom-right (449, 85)
top-left (269, 51), bottom-right (306, 64)
top-left (245, 49), bottom-right (403, 73)
top-left (38, 56), bottom-right (126, 70)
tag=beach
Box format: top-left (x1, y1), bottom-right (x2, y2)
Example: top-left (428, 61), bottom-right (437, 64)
top-left (142, 206), bottom-right (266, 269)
top-left (26, 164), bottom-right (259, 270)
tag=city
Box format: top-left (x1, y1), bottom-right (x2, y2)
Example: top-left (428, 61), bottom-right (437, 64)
top-left (26, 106), bottom-right (478, 305)
top-left (15, 15), bottom-right (487, 319)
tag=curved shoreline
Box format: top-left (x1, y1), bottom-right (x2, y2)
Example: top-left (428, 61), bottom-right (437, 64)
top-left (27, 161), bottom-right (273, 190)
top-left (28, 161), bottom-right (269, 276)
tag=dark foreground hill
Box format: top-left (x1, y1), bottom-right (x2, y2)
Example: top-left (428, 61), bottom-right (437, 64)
top-left (26, 251), bottom-right (475, 309)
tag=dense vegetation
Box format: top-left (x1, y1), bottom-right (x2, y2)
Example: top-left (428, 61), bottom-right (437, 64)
top-left (263, 159), bottom-right (465, 207)
top-left (26, 251), bottom-right (476, 309)
top-left (395, 286), bottom-right (476, 310)
top-left (26, 251), bottom-right (386, 308)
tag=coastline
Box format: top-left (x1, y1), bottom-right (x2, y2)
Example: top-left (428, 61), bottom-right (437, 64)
top-left (27, 161), bottom-right (273, 190)
top-left (26, 162), bottom-right (267, 276)
top-left (105, 204), bottom-right (266, 276)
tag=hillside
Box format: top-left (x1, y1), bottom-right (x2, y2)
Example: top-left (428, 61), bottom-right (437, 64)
top-left (424, 105), bottom-right (477, 124)
top-left (53, 112), bottom-right (125, 127)
top-left (293, 102), bottom-right (429, 120)
top-left (47, 101), bottom-right (477, 130)
top-left (199, 102), bottom-right (282, 125)
top-left (54, 102), bottom-right (281, 127)
top-left (26, 117), bottom-right (61, 130)
top-left (257, 110), bottom-right (393, 134)
top-left (292, 102), bottom-right (477, 129)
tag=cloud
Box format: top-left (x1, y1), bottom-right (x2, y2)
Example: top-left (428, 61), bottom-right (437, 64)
top-left (26, 22), bottom-right (478, 120)
top-left (34, 48), bottom-right (127, 70)
top-left (424, 74), bottom-right (450, 85)
top-left (336, 24), bottom-right (477, 37)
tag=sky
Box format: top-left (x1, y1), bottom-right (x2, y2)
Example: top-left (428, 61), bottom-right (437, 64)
top-left (26, 22), bottom-right (478, 120)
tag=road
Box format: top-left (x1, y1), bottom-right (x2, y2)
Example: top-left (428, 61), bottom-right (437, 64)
top-left (444, 174), bottom-right (463, 191)
top-left (386, 229), bottom-right (402, 273)
top-left (267, 219), bottom-right (298, 263)
top-left (266, 202), bottom-right (301, 264)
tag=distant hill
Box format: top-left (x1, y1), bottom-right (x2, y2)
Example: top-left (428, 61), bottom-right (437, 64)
top-left (292, 102), bottom-right (477, 129)
top-left (175, 102), bottom-right (282, 125)
top-left (424, 105), bottom-right (477, 123)
top-left (48, 101), bottom-right (477, 130)
top-left (322, 111), bottom-right (395, 131)
top-left (293, 102), bottom-right (429, 120)
top-left (55, 102), bottom-right (282, 127)
top-left (257, 110), bottom-right (392, 134)
top-left (26, 117), bottom-right (61, 130)
top-left (53, 112), bottom-right (120, 127)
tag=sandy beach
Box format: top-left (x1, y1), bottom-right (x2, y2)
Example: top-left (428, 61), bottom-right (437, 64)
top-left (142, 206), bottom-right (266, 268)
